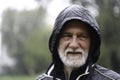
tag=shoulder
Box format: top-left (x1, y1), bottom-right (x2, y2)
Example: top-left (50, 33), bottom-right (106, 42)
top-left (36, 73), bottom-right (53, 80)
top-left (93, 64), bottom-right (120, 80)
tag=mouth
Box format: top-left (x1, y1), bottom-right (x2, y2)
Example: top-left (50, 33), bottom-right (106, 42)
top-left (67, 52), bottom-right (82, 55)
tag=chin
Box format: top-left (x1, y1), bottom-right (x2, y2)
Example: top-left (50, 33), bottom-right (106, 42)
top-left (59, 53), bottom-right (88, 68)
top-left (64, 57), bottom-right (87, 68)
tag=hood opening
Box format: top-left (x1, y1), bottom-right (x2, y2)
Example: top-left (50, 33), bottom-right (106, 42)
top-left (49, 19), bottom-right (101, 64)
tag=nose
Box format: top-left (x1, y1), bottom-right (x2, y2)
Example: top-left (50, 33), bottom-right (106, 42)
top-left (69, 36), bottom-right (79, 50)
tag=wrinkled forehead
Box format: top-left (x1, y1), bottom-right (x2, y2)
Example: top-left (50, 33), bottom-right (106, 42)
top-left (61, 19), bottom-right (90, 33)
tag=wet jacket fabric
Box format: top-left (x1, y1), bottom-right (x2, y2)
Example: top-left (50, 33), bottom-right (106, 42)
top-left (36, 5), bottom-right (120, 80)
top-left (36, 64), bottom-right (120, 80)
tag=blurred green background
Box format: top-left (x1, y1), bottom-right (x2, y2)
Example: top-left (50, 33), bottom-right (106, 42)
top-left (0, 0), bottom-right (120, 80)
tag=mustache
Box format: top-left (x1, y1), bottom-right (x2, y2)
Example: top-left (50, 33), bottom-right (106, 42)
top-left (65, 48), bottom-right (84, 54)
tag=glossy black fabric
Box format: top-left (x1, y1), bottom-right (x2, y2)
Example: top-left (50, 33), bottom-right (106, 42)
top-left (36, 64), bottom-right (120, 80)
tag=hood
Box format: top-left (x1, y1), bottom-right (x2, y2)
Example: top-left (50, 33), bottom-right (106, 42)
top-left (49, 5), bottom-right (101, 64)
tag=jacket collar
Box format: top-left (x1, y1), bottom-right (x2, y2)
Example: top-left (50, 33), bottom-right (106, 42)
top-left (46, 64), bottom-right (92, 80)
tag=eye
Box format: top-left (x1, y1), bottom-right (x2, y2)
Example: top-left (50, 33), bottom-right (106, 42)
top-left (78, 33), bottom-right (89, 41)
top-left (61, 33), bottom-right (72, 40)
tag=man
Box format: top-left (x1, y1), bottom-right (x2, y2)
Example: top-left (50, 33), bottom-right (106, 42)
top-left (36, 5), bottom-right (120, 80)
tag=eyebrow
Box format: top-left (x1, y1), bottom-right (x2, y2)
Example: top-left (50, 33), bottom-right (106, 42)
top-left (61, 32), bottom-right (90, 37)
top-left (60, 32), bottom-right (71, 36)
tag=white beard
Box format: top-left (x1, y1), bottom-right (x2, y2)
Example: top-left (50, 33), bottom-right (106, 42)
top-left (58, 48), bottom-right (88, 68)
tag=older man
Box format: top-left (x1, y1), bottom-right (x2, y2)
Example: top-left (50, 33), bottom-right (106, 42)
top-left (36, 5), bottom-right (120, 80)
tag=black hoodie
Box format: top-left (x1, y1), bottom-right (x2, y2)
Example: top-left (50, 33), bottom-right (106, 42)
top-left (36, 5), bottom-right (120, 80)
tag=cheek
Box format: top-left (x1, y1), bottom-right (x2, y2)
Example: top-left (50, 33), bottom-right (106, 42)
top-left (83, 40), bottom-right (90, 50)
top-left (58, 40), bottom-right (69, 51)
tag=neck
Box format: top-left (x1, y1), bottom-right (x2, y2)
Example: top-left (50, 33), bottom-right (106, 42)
top-left (64, 66), bottom-right (74, 80)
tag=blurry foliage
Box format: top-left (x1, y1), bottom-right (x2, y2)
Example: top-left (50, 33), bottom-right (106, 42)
top-left (1, 7), bottom-right (52, 75)
top-left (71, 0), bottom-right (120, 73)
top-left (96, 0), bottom-right (120, 73)
top-left (23, 28), bottom-right (51, 74)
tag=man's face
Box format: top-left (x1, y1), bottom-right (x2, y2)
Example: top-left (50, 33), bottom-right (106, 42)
top-left (58, 20), bottom-right (90, 68)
